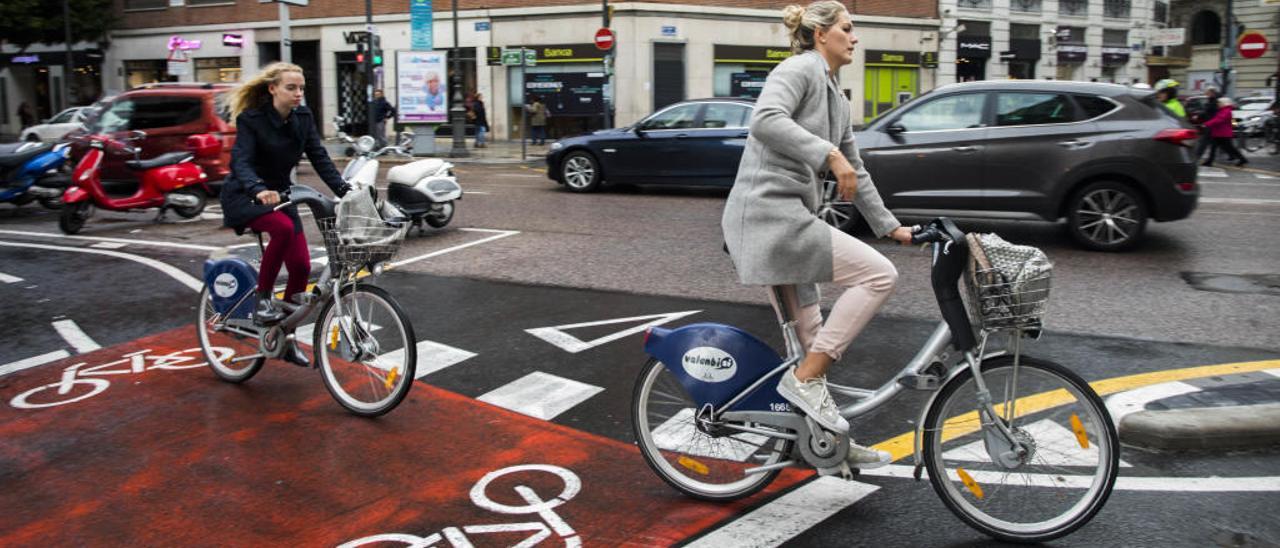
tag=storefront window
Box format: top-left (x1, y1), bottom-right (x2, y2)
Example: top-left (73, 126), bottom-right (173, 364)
top-left (712, 46), bottom-right (790, 99)
top-left (195, 57), bottom-right (242, 84)
top-left (125, 60), bottom-right (177, 88)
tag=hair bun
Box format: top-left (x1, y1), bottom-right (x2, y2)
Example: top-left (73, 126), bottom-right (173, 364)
top-left (782, 4), bottom-right (806, 30)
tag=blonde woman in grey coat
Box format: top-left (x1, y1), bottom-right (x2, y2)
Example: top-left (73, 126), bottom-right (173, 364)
top-left (721, 0), bottom-right (913, 468)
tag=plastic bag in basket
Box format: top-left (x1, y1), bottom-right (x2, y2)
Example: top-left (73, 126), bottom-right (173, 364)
top-left (965, 233), bottom-right (1053, 324)
top-left (335, 186), bottom-right (401, 247)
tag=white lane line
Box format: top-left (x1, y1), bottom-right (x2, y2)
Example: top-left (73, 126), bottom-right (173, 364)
top-left (1105, 381), bottom-right (1200, 427)
top-left (0, 350), bottom-right (71, 377)
top-left (90, 241), bottom-right (129, 249)
top-left (0, 272), bottom-right (23, 283)
top-left (526, 310), bottom-right (702, 354)
top-left (464, 191), bottom-right (492, 195)
top-left (1197, 168), bottom-right (1228, 178)
top-left (1199, 180), bottom-right (1280, 187)
top-left (477, 371), bottom-right (604, 421)
top-left (390, 229), bottom-right (520, 267)
top-left (861, 464), bottom-right (1280, 492)
top-left (52, 320), bottom-right (101, 354)
top-left (685, 477), bottom-right (880, 548)
top-left (1200, 198), bottom-right (1280, 205)
top-left (1267, 368), bottom-right (1280, 378)
top-left (0, 229), bottom-right (222, 251)
top-left (0, 240), bottom-right (202, 292)
top-left (376, 340), bottom-right (477, 379)
top-left (1255, 173), bottom-right (1277, 179)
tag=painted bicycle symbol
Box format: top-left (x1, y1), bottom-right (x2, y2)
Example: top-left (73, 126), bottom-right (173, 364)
top-left (9, 346), bottom-right (231, 409)
top-left (341, 464), bottom-right (583, 548)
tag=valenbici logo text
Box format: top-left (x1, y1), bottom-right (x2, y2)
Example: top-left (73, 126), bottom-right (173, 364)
top-left (681, 347), bottom-right (737, 383)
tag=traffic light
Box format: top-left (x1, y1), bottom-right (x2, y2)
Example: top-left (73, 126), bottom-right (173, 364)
top-left (372, 35), bottom-right (383, 66)
top-left (356, 41), bottom-right (365, 64)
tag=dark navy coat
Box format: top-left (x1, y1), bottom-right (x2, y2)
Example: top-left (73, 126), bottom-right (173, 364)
top-left (220, 104), bottom-right (346, 233)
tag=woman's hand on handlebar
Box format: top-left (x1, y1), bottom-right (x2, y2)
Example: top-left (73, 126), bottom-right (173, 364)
top-left (828, 149), bottom-right (858, 201)
top-left (889, 226), bottom-right (914, 245)
top-left (256, 190), bottom-right (281, 206)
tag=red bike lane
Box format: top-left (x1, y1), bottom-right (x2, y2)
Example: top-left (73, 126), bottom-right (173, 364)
top-left (0, 327), bottom-right (811, 546)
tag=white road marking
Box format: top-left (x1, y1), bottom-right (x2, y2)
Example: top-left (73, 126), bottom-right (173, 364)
top-left (1105, 381), bottom-right (1201, 427)
top-left (685, 477), bottom-right (880, 548)
top-left (1197, 168), bottom-right (1228, 178)
top-left (1200, 198), bottom-right (1280, 205)
top-left (1199, 180), bottom-right (1280, 187)
top-left (0, 350), bottom-right (71, 377)
top-left (861, 465), bottom-right (1280, 492)
top-left (526, 310), bottom-right (701, 353)
top-left (652, 408), bottom-right (768, 462)
top-left (1254, 173), bottom-right (1277, 179)
top-left (943, 418), bottom-right (1132, 468)
top-left (52, 319), bottom-right (101, 354)
top-left (464, 191), bottom-right (492, 195)
top-left (389, 229), bottom-right (520, 267)
top-left (1267, 368), bottom-right (1280, 378)
top-left (90, 241), bottom-right (129, 249)
top-left (0, 229), bottom-right (222, 251)
top-left (477, 371), bottom-right (604, 421)
top-left (0, 272), bottom-right (23, 283)
top-left (0, 240), bottom-right (203, 292)
top-left (366, 340), bottom-right (476, 379)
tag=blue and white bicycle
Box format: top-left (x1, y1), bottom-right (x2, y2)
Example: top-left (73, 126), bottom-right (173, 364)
top-left (631, 218), bottom-right (1118, 543)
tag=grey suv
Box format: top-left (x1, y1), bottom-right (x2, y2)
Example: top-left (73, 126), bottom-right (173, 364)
top-left (851, 80), bottom-right (1198, 251)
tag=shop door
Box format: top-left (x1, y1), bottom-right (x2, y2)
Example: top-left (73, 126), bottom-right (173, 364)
top-left (653, 44), bottom-right (685, 112)
top-left (863, 68), bottom-right (917, 124)
top-left (335, 52), bottom-right (369, 136)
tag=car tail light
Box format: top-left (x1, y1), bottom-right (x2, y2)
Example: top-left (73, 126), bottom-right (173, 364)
top-left (1154, 128), bottom-right (1198, 147)
top-left (1177, 182), bottom-right (1197, 192)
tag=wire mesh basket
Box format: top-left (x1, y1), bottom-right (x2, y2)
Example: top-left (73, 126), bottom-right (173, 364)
top-left (963, 267), bottom-right (1052, 330)
top-left (317, 215), bottom-right (406, 271)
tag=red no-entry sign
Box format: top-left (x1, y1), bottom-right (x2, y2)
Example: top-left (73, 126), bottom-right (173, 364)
top-left (1238, 32), bottom-right (1268, 59)
top-left (595, 28), bottom-right (615, 51)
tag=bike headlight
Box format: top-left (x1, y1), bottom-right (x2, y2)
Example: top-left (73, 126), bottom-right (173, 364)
top-left (550, 142), bottom-right (563, 151)
top-left (356, 135), bottom-right (376, 154)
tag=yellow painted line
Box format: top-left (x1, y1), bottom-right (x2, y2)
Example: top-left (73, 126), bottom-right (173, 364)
top-left (873, 359), bottom-right (1280, 462)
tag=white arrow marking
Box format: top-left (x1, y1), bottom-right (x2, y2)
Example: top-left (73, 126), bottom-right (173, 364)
top-left (526, 310), bottom-right (701, 353)
top-left (0, 272), bottom-right (22, 283)
top-left (943, 418), bottom-right (1132, 468)
top-left (52, 319), bottom-right (101, 354)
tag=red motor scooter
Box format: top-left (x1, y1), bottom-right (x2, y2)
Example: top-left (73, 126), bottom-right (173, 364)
top-left (60, 130), bottom-right (221, 234)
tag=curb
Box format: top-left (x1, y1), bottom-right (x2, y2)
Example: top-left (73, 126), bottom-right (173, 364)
top-left (1119, 403), bottom-right (1280, 451)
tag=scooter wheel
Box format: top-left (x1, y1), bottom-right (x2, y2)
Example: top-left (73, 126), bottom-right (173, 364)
top-left (39, 197), bottom-right (63, 210)
top-left (425, 201), bottom-right (454, 228)
top-left (59, 202), bottom-right (91, 234)
top-left (171, 188), bottom-right (207, 219)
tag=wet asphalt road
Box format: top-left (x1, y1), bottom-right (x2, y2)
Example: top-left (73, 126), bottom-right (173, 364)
top-left (0, 160), bottom-right (1278, 546)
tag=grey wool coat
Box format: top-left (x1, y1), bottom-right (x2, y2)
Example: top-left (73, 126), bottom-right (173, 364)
top-left (721, 50), bottom-right (901, 307)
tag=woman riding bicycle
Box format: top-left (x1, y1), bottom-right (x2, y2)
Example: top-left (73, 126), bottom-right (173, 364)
top-left (721, 1), bottom-right (913, 467)
top-left (220, 62), bottom-right (350, 366)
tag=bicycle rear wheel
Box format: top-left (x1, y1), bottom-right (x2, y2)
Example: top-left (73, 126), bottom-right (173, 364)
top-left (314, 284), bottom-right (415, 417)
top-left (922, 355), bottom-right (1118, 543)
top-left (631, 358), bottom-right (792, 501)
top-left (196, 286), bottom-right (265, 383)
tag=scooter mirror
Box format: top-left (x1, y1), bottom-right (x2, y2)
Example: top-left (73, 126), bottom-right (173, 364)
top-left (398, 132), bottom-right (415, 148)
top-left (127, 130), bottom-right (147, 142)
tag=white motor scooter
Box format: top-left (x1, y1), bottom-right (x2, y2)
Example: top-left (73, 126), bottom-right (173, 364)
top-left (334, 117), bottom-right (463, 235)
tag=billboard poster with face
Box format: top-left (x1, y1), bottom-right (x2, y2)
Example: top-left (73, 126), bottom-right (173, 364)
top-left (397, 50), bottom-right (449, 123)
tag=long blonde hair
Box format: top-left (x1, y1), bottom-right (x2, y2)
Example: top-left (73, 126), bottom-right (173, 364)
top-left (782, 1), bottom-right (849, 54)
top-left (227, 62), bottom-right (304, 121)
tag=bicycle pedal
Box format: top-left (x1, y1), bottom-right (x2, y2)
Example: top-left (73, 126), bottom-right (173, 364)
top-left (897, 374), bottom-right (943, 391)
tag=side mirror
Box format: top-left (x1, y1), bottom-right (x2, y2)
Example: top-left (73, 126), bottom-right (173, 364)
top-left (633, 125), bottom-right (647, 137)
top-left (885, 123), bottom-right (907, 135)
top-left (128, 129), bottom-right (147, 141)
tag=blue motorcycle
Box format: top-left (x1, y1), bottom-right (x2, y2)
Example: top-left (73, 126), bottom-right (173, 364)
top-left (0, 141), bottom-right (72, 209)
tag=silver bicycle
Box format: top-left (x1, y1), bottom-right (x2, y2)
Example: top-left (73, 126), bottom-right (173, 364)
top-left (632, 218), bottom-right (1118, 542)
top-left (196, 185), bottom-right (417, 417)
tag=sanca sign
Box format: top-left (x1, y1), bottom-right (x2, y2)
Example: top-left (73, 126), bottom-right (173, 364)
top-left (168, 36), bottom-right (202, 51)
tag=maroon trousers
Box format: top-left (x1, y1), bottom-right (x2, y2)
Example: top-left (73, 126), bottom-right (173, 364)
top-left (247, 211), bottom-right (311, 302)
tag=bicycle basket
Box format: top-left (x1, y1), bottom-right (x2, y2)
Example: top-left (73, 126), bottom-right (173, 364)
top-left (963, 233), bottom-right (1052, 330)
top-left (318, 214), bottom-right (406, 270)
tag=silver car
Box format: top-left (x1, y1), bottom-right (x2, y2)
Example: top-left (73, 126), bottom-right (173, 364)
top-left (847, 80), bottom-right (1199, 251)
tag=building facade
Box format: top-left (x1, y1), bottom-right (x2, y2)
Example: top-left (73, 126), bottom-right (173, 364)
top-left (1152, 0), bottom-right (1279, 97)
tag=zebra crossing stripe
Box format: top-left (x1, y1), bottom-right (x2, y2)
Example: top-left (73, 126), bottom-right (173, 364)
top-left (684, 477), bottom-right (879, 548)
top-left (477, 371), bottom-right (604, 420)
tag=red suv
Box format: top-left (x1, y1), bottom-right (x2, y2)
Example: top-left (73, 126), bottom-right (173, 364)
top-left (69, 83), bottom-right (236, 193)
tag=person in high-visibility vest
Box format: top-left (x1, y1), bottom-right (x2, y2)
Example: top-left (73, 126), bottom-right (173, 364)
top-left (1155, 79), bottom-right (1186, 118)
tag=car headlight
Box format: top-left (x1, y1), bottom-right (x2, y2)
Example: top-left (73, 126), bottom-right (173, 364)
top-left (549, 142), bottom-right (563, 151)
top-left (1247, 115), bottom-right (1262, 122)
top-left (356, 135), bottom-right (376, 154)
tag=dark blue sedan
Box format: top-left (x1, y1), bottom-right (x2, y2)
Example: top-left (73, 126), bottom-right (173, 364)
top-left (545, 98), bottom-right (755, 192)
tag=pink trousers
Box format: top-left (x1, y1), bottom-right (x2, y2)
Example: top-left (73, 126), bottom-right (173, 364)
top-left (768, 225), bottom-right (898, 362)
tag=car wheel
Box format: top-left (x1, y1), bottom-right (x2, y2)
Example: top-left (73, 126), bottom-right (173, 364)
top-left (561, 151), bottom-right (601, 192)
top-left (817, 179), bottom-right (867, 234)
top-left (25, 134), bottom-right (41, 142)
top-left (1066, 181), bottom-right (1148, 251)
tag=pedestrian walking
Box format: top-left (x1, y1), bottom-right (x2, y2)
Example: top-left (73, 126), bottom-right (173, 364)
top-left (470, 92), bottom-right (490, 148)
top-left (1202, 97), bottom-right (1247, 167)
top-left (721, 0), bottom-right (914, 468)
top-left (17, 102), bottom-right (36, 130)
top-left (526, 96), bottom-right (548, 145)
top-left (1192, 87), bottom-right (1220, 164)
top-left (372, 89), bottom-right (397, 148)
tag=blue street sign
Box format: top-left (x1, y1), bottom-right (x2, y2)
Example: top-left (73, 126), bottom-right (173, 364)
top-left (411, 0), bottom-right (433, 51)
top-left (476, 21), bottom-right (491, 31)
top-left (661, 26), bottom-right (677, 37)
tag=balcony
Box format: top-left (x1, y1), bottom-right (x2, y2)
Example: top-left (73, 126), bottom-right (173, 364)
top-left (957, 0), bottom-right (994, 11)
top-left (1011, 0), bottom-right (1043, 13)
top-left (1104, 0), bottom-right (1132, 19)
top-left (1059, 0), bottom-right (1088, 17)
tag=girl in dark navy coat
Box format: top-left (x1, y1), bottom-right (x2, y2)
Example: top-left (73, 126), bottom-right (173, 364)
top-left (221, 62), bottom-right (349, 366)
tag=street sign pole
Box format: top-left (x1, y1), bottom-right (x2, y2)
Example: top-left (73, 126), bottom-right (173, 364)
top-left (521, 48), bottom-right (528, 161)
top-left (280, 1), bottom-right (292, 64)
top-left (602, 0), bottom-right (612, 130)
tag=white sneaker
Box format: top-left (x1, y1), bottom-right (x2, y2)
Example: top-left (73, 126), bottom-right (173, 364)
top-left (846, 440), bottom-right (892, 469)
top-left (777, 367), bottom-right (849, 434)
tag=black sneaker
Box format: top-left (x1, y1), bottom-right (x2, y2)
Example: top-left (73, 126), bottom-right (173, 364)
top-left (281, 341), bottom-right (311, 368)
top-left (254, 297), bottom-right (286, 324)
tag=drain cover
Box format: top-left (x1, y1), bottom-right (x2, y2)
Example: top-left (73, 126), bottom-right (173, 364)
top-left (1181, 272), bottom-right (1280, 296)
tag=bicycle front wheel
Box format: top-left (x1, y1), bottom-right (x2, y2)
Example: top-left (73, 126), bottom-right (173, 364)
top-left (922, 356), bottom-right (1118, 543)
top-left (197, 286), bottom-right (265, 383)
top-left (314, 284), bottom-right (416, 417)
top-left (631, 358), bottom-right (792, 501)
